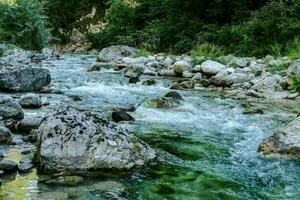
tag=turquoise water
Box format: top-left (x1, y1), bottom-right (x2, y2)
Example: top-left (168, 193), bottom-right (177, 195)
top-left (0, 54), bottom-right (299, 199)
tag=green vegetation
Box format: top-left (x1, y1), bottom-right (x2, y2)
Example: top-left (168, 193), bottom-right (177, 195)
top-left (1, 0), bottom-right (300, 58)
top-left (0, 0), bottom-right (51, 50)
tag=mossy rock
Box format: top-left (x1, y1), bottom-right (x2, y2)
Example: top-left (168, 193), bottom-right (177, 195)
top-left (142, 79), bottom-right (156, 86)
top-left (146, 97), bottom-right (178, 108)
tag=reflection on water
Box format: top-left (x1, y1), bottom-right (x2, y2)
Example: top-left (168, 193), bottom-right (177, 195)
top-left (0, 54), bottom-right (299, 199)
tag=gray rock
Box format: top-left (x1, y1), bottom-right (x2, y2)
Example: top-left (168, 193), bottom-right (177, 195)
top-left (173, 61), bottom-right (192, 75)
top-left (122, 57), bottom-right (148, 64)
top-left (164, 91), bottom-right (183, 101)
top-left (96, 45), bottom-right (139, 62)
top-left (226, 73), bottom-right (255, 85)
top-left (288, 92), bottom-right (299, 99)
top-left (200, 60), bottom-right (226, 76)
top-left (158, 69), bottom-right (177, 77)
top-left (287, 60), bottom-right (300, 88)
top-left (87, 62), bottom-right (115, 72)
top-left (37, 107), bottom-right (155, 172)
top-left (19, 94), bottom-right (42, 108)
top-left (18, 156), bottom-right (34, 173)
top-left (0, 67), bottom-right (51, 92)
top-left (0, 126), bottom-right (12, 144)
top-left (17, 116), bottom-right (42, 134)
top-left (0, 160), bottom-right (17, 172)
top-left (182, 71), bottom-right (194, 78)
top-left (259, 116), bottom-right (300, 156)
top-left (211, 70), bottom-right (230, 87)
top-left (0, 96), bottom-right (24, 120)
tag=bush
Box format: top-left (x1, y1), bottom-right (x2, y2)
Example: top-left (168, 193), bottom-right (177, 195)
top-left (0, 0), bottom-right (51, 50)
top-left (191, 43), bottom-right (225, 59)
top-left (285, 37), bottom-right (300, 59)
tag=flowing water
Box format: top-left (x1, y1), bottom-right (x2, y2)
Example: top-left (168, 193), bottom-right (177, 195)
top-left (1, 54), bottom-right (300, 200)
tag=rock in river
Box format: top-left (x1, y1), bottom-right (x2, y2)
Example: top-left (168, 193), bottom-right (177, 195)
top-left (19, 94), bottom-right (42, 108)
top-left (0, 160), bottom-right (18, 172)
top-left (0, 126), bottom-right (12, 144)
top-left (259, 116), bottom-right (300, 156)
top-left (112, 110), bottom-right (135, 123)
top-left (0, 66), bottom-right (51, 92)
top-left (37, 107), bottom-right (155, 172)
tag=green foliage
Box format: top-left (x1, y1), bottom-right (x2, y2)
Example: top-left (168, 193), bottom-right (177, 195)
top-left (0, 0), bottom-right (51, 50)
top-left (43, 0), bottom-right (106, 43)
top-left (191, 43), bottom-right (225, 59)
top-left (288, 76), bottom-right (300, 93)
top-left (285, 37), bottom-right (300, 59)
top-left (85, 0), bottom-right (300, 57)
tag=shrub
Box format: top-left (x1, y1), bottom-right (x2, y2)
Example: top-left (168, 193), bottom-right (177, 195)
top-left (285, 37), bottom-right (300, 59)
top-left (0, 0), bottom-right (51, 50)
top-left (191, 43), bottom-right (225, 59)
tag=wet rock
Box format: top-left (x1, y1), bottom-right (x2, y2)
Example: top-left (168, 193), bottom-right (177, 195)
top-left (0, 170), bottom-right (4, 176)
top-left (143, 67), bottom-right (157, 76)
top-left (173, 61), bottom-right (192, 75)
top-left (46, 176), bottom-right (84, 186)
top-left (19, 94), bottom-right (42, 108)
top-left (146, 97), bottom-right (179, 108)
top-left (17, 116), bottom-right (42, 134)
top-left (0, 160), bottom-right (18, 172)
top-left (142, 79), bottom-right (156, 86)
top-left (0, 126), bottom-right (12, 144)
top-left (21, 149), bottom-right (32, 155)
top-left (164, 91), bottom-right (183, 101)
top-left (0, 96), bottom-right (24, 120)
top-left (128, 76), bottom-right (140, 84)
top-left (18, 156), bottom-right (34, 173)
top-left (96, 45), bottom-right (139, 62)
top-left (87, 62), bottom-right (115, 72)
top-left (259, 116), bottom-right (300, 156)
top-left (37, 107), bottom-right (155, 172)
top-left (23, 130), bottom-right (38, 143)
top-left (200, 60), bottom-right (226, 76)
top-left (0, 67), bottom-right (51, 92)
top-left (112, 110), bottom-right (135, 123)
top-left (170, 81), bottom-right (194, 90)
top-left (69, 95), bottom-right (82, 101)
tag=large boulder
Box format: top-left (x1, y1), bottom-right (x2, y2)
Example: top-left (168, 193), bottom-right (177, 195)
top-left (0, 67), bottom-right (51, 92)
top-left (0, 96), bottom-right (24, 120)
top-left (200, 60), bottom-right (226, 76)
top-left (96, 45), bottom-right (139, 62)
top-left (259, 116), bottom-right (300, 156)
top-left (37, 107), bottom-right (155, 172)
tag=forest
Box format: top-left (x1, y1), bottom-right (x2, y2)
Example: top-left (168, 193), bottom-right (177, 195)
top-left (1, 0), bottom-right (300, 199)
top-left (1, 0), bottom-right (300, 57)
